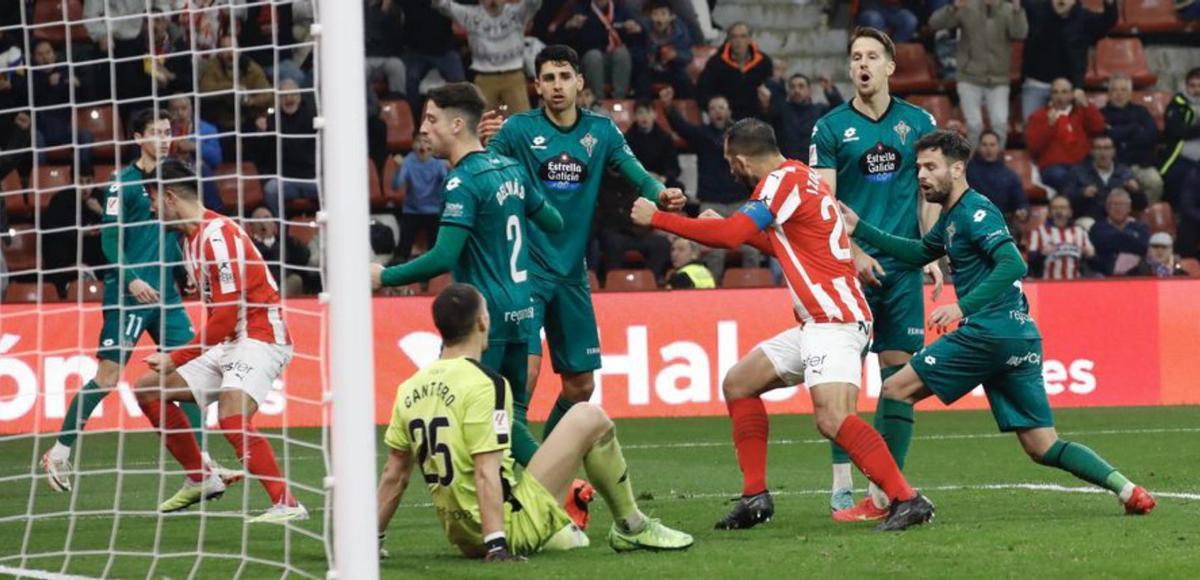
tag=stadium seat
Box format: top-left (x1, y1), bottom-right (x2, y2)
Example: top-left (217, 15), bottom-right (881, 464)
top-left (93, 164), bottom-right (117, 183)
top-left (286, 221), bottom-right (319, 248)
top-left (215, 162), bottom-right (264, 214)
top-left (36, 165), bottom-right (74, 200)
top-left (904, 95), bottom-right (957, 128)
top-left (1079, 0), bottom-right (1106, 11)
top-left (889, 43), bottom-right (940, 94)
top-left (1143, 202), bottom-right (1175, 236)
top-left (1117, 0), bottom-right (1196, 34)
top-left (3, 282), bottom-right (57, 304)
top-left (2, 170), bottom-right (34, 219)
top-left (654, 98), bottom-right (702, 150)
top-left (31, 0), bottom-right (89, 46)
top-left (65, 279), bottom-right (104, 302)
top-left (424, 273), bottom-right (452, 296)
top-left (1134, 91), bottom-right (1171, 133)
top-left (1086, 37), bottom-right (1157, 89)
top-left (687, 45), bottom-right (717, 85)
top-left (588, 270), bottom-right (600, 292)
top-left (1003, 149), bottom-right (1048, 203)
top-left (601, 100), bottom-right (636, 133)
top-left (1181, 258), bottom-right (1200, 278)
top-left (382, 154), bottom-right (404, 206)
top-left (722, 268), bottom-right (774, 289)
top-left (604, 269), bottom-right (657, 292)
top-left (380, 99), bottom-right (414, 152)
top-left (1, 225), bottom-right (39, 274)
top-left (76, 104), bottom-right (120, 162)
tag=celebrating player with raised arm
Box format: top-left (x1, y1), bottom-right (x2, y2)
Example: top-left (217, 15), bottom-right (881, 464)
top-left (477, 45), bottom-right (686, 440)
top-left (371, 83), bottom-right (562, 470)
top-left (42, 109), bottom-right (240, 493)
top-left (132, 160), bottom-right (304, 522)
top-left (810, 27), bottom-right (942, 518)
top-left (631, 118), bottom-right (934, 532)
top-left (376, 284), bottom-right (692, 560)
top-left (840, 130), bottom-right (1156, 517)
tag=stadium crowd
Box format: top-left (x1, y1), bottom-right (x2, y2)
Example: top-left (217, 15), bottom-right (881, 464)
top-left (1, 0), bottom-right (1199, 302)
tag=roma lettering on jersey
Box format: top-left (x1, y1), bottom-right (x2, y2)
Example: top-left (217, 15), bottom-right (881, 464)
top-left (744, 160), bottom-right (872, 325)
top-left (1028, 223), bottom-right (1092, 280)
top-left (183, 210), bottom-right (290, 346)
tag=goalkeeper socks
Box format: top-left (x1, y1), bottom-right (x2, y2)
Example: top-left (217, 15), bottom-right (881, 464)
top-left (582, 427), bottom-right (642, 532)
top-left (220, 415), bottom-right (293, 506)
top-left (833, 415), bottom-right (915, 503)
top-left (179, 401), bottom-right (206, 451)
top-left (138, 399), bottom-right (205, 482)
top-left (57, 379), bottom-right (108, 447)
top-left (1042, 439), bottom-right (1131, 495)
top-left (727, 397), bottom-right (769, 496)
top-left (542, 396), bottom-right (575, 438)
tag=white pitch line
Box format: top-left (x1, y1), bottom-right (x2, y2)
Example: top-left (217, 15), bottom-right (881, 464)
top-left (0, 564), bottom-right (96, 580)
top-left (672, 483), bottom-right (1200, 502)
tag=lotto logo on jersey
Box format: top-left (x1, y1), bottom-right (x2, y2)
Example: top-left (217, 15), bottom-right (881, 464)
top-left (859, 142), bottom-right (900, 183)
top-left (539, 153), bottom-right (587, 191)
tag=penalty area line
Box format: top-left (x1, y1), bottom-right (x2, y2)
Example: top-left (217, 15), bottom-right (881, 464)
top-left (0, 564), bottom-right (97, 580)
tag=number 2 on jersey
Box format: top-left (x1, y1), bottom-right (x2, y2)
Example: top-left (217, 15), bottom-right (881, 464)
top-left (505, 215), bottom-right (527, 283)
top-left (820, 196), bottom-right (853, 260)
top-left (409, 417), bottom-right (454, 486)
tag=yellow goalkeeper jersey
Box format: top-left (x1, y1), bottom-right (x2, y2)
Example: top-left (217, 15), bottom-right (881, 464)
top-left (384, 356), bottom-right (517, 550)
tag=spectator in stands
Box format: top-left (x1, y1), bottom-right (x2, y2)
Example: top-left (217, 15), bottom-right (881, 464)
top-left (84, 0), bottom-right (169, 117)
top-left (761, 72), bottom-right (842, 161)
top-left (0, 74), bottom-right (35, 188)
top-left (578, 86), bottom-right (604, 113)
top-left (260, 79), bottom-right (319, 217)
top-left (1089, 188), bottom-right (1150, 276)
top-left (1019, 0), bottom-right (1116, 122)
top-left (1102, 74), bottom-right (1163, 204)
top-left (144, 9), bottom-right (194, 96)
top-left (1161, 67), bottom-right (1200, 207)
top-left (666, 237), bottom-right (715, 289)
top-left (1065, 134), bottom-right (1144, 222)
top-left (199, 33), bottom-right (274, 134)
top-left (659, 86), bottom-right (757, 280)
top-left (365, 0), bottom-right (408, 99)
top-left (856, 1), bottom-right (920, 43)
top-left (1025, 77), bottom-right (1106, 194)
top-left (636, 1), bottom-right (694, 98)
top-left (166, 95), bottom-right (222, 212)
top-left (1028, 194), bottom-right (1094, 280)
top-left (41, 187), bottom-right (106, 295)
top-left (434, 0), bottom-right (540, 113)
top-left (697, 23), bottom-right (773, 121)
top-left (624, 100), bottom-right (683, 190)
top-left (31, 41), bottom-right (95, 180)
top-left (1175, 164), bottom-right (1200, 258)
top-left (563, 0), bottom-right (642, 99)
top-left (929, 0), bottom-right (1027, 148)
top-left (967, 130), bottom-right (1028, 222)
top-left (247, 205), bottom-right (312, 295)
top-left (1131, 232), bottom-right (1189, 277)
top-left (393, 135), bottom-right (448, 261)
top-left (401, 0), bottom-right (466, 115)
top-left (596, 168), bottom-right (672, 284)
top-left (234, 0), bottom-right (309, 86)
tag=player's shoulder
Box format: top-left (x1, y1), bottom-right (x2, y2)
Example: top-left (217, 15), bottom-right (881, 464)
top-left (816, 101), bottom-right (857, 127)
top-left (959, 190), bottom-right (1004, 222)
top-left (891, 97), bottom-right (938, 128)
top-left (454, 358), bottom-right (508, 400)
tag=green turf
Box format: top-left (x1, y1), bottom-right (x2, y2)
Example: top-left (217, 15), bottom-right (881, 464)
top-left (2, 406), bottom-right (1197, 579)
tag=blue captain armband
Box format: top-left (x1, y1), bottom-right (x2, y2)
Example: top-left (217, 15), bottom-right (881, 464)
top-left (738, 200), bottom-right (773, 231)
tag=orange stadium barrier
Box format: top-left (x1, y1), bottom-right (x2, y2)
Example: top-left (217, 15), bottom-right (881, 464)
top-left (2, 279), bottom-right (1198, 434)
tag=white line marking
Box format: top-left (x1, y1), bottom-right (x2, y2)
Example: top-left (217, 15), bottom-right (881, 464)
top-left (674, 483), bottom-right (1200, 502)
top-left (0, 564), bottom-right (96, 580)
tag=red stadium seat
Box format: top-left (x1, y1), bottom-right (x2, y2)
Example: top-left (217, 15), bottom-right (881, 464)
top-left (1181, 258), bottom-right (1200, 278)
top-left (588, 270), bottom-right (600, 292)
top-left (3, 282), bottom-right (57, 304)
top-left (383, 154), bottom-right (404, 206)
top-left (1086, 37), bottom-right (1158, 89)
top-left (424, 273), bottom-right (453, 296)
top-left (65, 279), bottom-right (104, 302)
top-left (286, 221), bottom-right (319, 247)
top-left (93, 164), bottom-right (117, 184)
top-left (1133, 91), bottom-right (1171, 133)
top-left (1080, 0), bottom-right (1106, 11)
top-left (1003, 149), bottom-right (1048, 203)
top-left (2, 170), bottom-right (34, 219)
top-left (601, 99), bottom-right (636, 133)
top-left (904, 95), bottom-right (957, 128)
top-left (1143, 202), bottom-right (1176, 236)
top-left (1, 225), bottom-right (39, 274)
top-left (31, 0), bottom-right (89, 46)
top-left (722, 268), bottom-right (774, 289)
top-left (77, 104), bottom-right (121, 162)
top-left (214, 162), bottom-right (264, 214)
top-left (380, 99), bottom-right (414, 153)
top-left (687, 45), bottom-right (717, 85)
top-left (1117, 0), bottom-right (1196, 34)
top-left (604, 269), bottom-right (657, 292)
top-left (889, 43), bottom-right (940, 94)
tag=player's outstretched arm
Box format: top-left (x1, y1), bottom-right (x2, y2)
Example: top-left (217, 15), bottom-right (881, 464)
top-left (633, 198), bottom-right (764, 249)
top-left (377, 226), bottom-right (469, 288)
top-left (699, 208), bottom-right (776, 257)
top-left (850, 215), bottom-right (944, 268)
top-left (956, 241), bottom-right (1027, 316)
top-left (377, 448), bottom-right (413, 542)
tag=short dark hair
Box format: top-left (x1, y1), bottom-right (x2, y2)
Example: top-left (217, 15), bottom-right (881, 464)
top-left (1187, 67), bottom-right (1200, 83)
top-left (914, 130), bottom-right (972, 164)
top-left (1092, 133), bottom-right (1114, 145)
top-left (724, 118), bottom-right (779, 157)
top-left (788, 73), bottom-right (811, 84)
top-left (159, 158), bottom-right (200, 200)
top-left (646, 0), bottom-right (672, 13)
top-left (978, 129), bottom-right (1000, 143)
top-left (535, 45), bottom-right (581, 76)
top-left (634, 99), bottom-right (656, 112)
top-left (129, 108), bottom-right (171, 136)
top-left (848, 27), bottom-right (895, 61)
top-left (426, 83), bottom-right (485, 134)
top-left (432, 283), bottom-right (484, 346)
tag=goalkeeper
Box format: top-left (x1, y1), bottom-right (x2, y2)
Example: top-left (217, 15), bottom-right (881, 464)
top-left (376, 284), bottom-right (693, 559)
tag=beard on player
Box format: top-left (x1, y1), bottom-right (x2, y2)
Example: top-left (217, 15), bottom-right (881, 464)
top-left (918, 169), bottom-right (952, 204)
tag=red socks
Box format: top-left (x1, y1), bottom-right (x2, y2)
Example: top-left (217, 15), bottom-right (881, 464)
top-left (139, 400), bottom-right (205, 482)
top-left (219, 415), bottom-right (294, 506)
top-left (834, 415), bottom-right (915, 502)
top-left (728, 397), bottom-right (769, 497)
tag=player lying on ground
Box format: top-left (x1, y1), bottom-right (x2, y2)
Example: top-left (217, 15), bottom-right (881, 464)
top-left (372, 82), bottom-right (562, 471)
top-left (376, 283), bottom-right (693, 560)
top-left (631, 118), bottom-right (933, 532)
top-left (839, 129), bottom-right (1156, 516)
top-left (132, 159), bottom-right (306, 523)
top-left (42, 109), bottom-right (241, 493)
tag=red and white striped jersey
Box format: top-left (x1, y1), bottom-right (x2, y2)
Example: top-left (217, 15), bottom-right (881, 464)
top-left (184, 209), bottom-right (290, 347)
top-left (1028, 223), bottom-right (1092, 280)
top-left (752, 160), bottom-right (872, 325)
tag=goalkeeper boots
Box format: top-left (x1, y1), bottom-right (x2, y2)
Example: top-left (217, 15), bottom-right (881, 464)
top-left (714, 491), bottom-right (774, 530)
top-left (875, 493), bottom-right (935, 532)
top-left (249, 501), bottom-right (309, 524)
top-left (41, 449), bottom-right (73, 493)
top-left (160, 472), bottom-right (227, 513)
top-left (608, 518), bottom-right (694, 552)
top-left (1124, 486), bottom-right (1156, 515)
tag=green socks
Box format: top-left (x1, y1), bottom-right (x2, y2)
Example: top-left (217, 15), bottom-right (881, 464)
top-left (832, 365), bottom-right (906, 466)
top-left (543, 396), bottom-right (575, 438)
top-left (58, 380), bottom-right (108, 447)
top-left (582, 427), bottom-right (643, 531)
top-left (874, 397), bottom-right (914, 470)
top-left (510, 404), bottom-right (540, 466)
top-left (1042, 440), bottom-right (1131, 495)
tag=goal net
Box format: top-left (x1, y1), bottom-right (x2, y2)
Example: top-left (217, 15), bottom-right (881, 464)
top-left (0, 1), bottom-right (374, 577)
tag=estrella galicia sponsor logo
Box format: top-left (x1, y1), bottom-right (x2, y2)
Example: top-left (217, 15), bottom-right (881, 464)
top-left (859, 142), bottom-right (900, 183)
top-left (1006, 352), bottom-right (1041, 367)
top-left (540, 153), bottom-right (587, 191)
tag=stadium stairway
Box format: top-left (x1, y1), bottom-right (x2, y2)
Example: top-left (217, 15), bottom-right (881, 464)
top-left (710, 0), bottom-right (850, 90)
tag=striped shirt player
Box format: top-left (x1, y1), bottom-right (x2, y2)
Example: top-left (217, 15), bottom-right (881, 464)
top-left (1027, 221), bottom-right (1093, 280)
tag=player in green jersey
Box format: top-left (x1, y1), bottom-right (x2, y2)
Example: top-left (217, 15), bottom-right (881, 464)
top-left (41, 109), bottom-right (240, 493)
top-left (841, 130), bottom-right (1156, 518)
top-left (478, 45), bottom-right (686, 441)
top-left (372, 83), bottom-right (563, 468)
top-left (376, 284), bottom-right (692, 560)
top-left (810, 27), bottom-right (944, 517)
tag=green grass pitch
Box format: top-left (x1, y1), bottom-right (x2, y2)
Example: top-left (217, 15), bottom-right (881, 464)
top-left (2, 406), bottom-right (1198, 578)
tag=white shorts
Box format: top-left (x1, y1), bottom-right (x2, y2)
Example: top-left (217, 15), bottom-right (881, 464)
top-left (759, 322), bottom-right (870, 388)
top-left (176, 338), bottom-right (293, 406)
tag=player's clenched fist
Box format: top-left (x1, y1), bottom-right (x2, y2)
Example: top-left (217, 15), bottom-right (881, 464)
top-left (476, 109), bottom-right (505, 145)
top-left (369, 262), bottom-right (385, 290)
top-left (630, 198), bottom-right (658, 227)
top-left (658, 188), bottom-right (686, 211)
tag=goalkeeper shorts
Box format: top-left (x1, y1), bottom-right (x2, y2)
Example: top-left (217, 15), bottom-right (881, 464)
top-left (506, 473), bottom-right (574, 556)
top-left (176, 339), bottom-right (293, 406)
